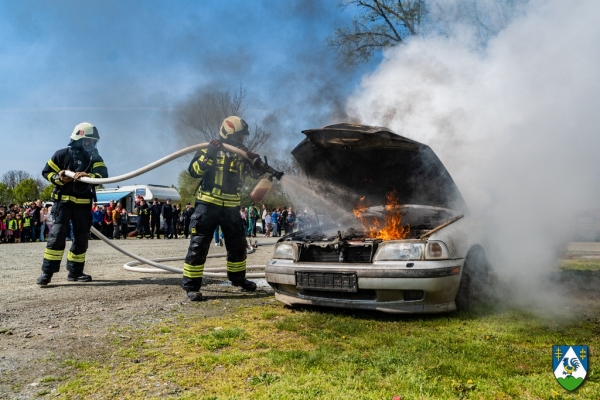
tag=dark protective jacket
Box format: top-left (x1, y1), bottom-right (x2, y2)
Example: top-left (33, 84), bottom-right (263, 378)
top-left (150, 203), bottom-right (162, 218)
top-left (183, 207), bottom-right (194, 222)
top-left (189, 143), bottom-right (261, 207)
top-left (162, 203), bottom-right (173, 219)
top-left (136, 204), bottom-right (150, 220)
top-left (42, 147), bottom-right (108, 206)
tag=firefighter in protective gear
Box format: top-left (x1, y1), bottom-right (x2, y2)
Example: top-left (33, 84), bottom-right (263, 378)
top-left (182, 116), bottom-right (264, 301)
top-left (36, 122), bottom-right (108, 286)
top-left (136, 199), bottom-right (151, 238)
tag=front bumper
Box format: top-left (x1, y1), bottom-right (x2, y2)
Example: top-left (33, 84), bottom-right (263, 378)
top-left (265, 259), bottom-right (464, 314)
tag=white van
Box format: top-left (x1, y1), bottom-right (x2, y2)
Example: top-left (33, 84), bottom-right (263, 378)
top-left (95, 184), bottom-right (181, 231)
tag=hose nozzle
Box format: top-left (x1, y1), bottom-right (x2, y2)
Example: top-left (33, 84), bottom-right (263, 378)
top-left (249, 155), bottom-right (284, 181)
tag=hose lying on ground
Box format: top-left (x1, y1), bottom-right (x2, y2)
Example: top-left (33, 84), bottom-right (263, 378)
top-left (69, 144), bottom-right (268, 278)
top-left (90, 226), bottom-right (266, 278)
top-left (65, 142), bottom-right (249, 184)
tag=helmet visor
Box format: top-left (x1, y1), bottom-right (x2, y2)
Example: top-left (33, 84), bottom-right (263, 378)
top-left (82, 138), bottom-right (97, 152)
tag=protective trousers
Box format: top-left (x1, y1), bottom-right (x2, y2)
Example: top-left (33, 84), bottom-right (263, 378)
top-left (182, 202), bottom-right (247, 292)
top-left (41, 202), bottom-right (91, 275)
top-left (137, 218), bottom-right (150, 238)
top-left (151, 217), bottom-right (161, 238)
top-left (164, 219), bottom-right (174, 238)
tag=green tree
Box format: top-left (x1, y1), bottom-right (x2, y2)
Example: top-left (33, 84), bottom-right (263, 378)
top-left (13, 178), bottom-right (40, 205)
top-left (0, 182), bottom-right (13, 205)
top-left (177, 170), bottom-right (201, 206)
top-left (41, 184), bottom-right (54, 201)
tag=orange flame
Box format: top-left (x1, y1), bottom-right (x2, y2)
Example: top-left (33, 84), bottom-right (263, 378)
top-left (353, 190), bottom-right (410, 240)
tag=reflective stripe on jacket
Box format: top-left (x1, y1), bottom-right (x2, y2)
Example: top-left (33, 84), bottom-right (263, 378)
top-left (189, 148), bottom-right (247, 208)
top-left (42, 147), bottom-right (108, 206)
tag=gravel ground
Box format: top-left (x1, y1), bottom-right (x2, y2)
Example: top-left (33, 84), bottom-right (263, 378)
top-left (0, 236), bottom-right (277, 399)
top-left (2, 239), bottom-right (600, 398)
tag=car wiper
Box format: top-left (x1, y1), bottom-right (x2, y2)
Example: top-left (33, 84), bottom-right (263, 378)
top-left (418, 214), bottom-right (464, 239)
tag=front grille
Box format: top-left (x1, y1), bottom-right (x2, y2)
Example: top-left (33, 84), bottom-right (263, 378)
top-left (299, 289), bottom-right (377, 301)
top-left (301, 244), bottom-right (374, 263)
top-left (296, 271), bottom-right (357, 292)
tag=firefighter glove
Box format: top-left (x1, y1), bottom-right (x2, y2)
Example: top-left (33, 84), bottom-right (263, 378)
top-left (206, 139), bottom-right (222, 159)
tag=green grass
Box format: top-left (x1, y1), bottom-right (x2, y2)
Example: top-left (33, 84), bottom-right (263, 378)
top-left (52, 303), bottom-right (600, 399)
top-left (560, 258), bottom-right (600, 272)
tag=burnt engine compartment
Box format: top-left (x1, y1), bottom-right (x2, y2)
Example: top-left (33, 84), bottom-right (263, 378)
top-left (284, 205), bottom-right (460, 263)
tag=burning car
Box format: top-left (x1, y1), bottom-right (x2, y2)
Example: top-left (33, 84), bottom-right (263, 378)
top-left (265, 123), bottom-right (490, 313)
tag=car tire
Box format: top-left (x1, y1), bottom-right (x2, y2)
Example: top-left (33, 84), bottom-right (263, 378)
top-left (455, 246), bottom-right (490, 311)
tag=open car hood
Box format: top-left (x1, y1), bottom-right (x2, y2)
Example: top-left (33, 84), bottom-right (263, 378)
top-left (292, 123), bottom-right (468, 214)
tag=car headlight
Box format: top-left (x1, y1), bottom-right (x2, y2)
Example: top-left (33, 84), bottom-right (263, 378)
top-left (375, 242), bottom-right (424, 261)
top-left (425, 241), bottom-right (450, 260)
top-left (273, 243), bottom-right (296, 260)
top-left (374, 240), bottom-right (450, 261)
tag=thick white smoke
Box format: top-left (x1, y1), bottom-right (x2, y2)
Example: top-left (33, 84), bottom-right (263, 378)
top-left (346, 0), bottom-right (600, 305)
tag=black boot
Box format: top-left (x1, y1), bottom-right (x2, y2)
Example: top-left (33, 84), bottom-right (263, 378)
top-left (36, 272), bottom-right (53, 286)
top-left (186, 291), bottom-right (203, 301)
top-left (67, 272), bottom-right (92, 282)
top-left (232, 279), bottom-right (257, 292)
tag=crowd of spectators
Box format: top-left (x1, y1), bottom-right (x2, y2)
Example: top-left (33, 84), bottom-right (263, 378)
top-left (92, 197), bottom-right (191, 240)
top-left (91, 199), bottom-right (129, 240)
top-left (1, 199), bottom-right (318, 244)
top-left (239, 204), bottom-right (317, 238)
top-left (0, 200), bottom-right (52, 244)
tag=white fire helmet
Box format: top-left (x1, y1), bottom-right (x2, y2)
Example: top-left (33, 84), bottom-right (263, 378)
top-left (70, 122), bottom-right (100, 152)
top-left (219, 116), bottom-right (249, 141)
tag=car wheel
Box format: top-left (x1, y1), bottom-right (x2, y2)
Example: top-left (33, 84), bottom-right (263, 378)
top-left (455, 246), bottom-right (490, 311)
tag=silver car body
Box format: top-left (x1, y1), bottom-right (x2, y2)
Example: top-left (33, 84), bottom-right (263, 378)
top-left (265, 124), bottom-right (488, 314)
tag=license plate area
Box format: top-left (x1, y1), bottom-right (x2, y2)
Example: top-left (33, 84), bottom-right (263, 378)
top-left (295, 271), bottom-right (358, 292)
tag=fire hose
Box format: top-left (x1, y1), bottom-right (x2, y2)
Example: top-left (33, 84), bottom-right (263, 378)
top-left (90, 226), bottom-right (266, 278)
top-left (64, 142), bottom-right (283, 185)
top-left (63, 142), bottom-right (283, 278)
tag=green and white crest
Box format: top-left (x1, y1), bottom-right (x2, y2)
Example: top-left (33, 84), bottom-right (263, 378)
top-left (552, 345), bottom-right (588, 391)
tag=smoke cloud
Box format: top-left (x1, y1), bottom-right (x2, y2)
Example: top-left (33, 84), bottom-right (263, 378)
top-left (170, 0), bottom-right (370, 158)
top-left (345, 0), bottom-right (600, 308)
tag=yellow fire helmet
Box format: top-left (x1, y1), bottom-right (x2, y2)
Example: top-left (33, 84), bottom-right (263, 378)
top-left (70, 122), bottom-right (100, 141)
top-left (219, 116), bottom-right (249, 141)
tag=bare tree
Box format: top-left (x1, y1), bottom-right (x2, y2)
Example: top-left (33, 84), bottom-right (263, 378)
top-left (428, 0), bottom-right (528, 47)
top-left (177, 86), bottom-right (246, 142)
top-left (175, 85), bottom-right (271, 152)
top-left (327, 0), bottom-right (427, 66)
top-left (1, 170), bottom-right (32, 189)
top-left (174, 86), bottom-right (276, 199)
top-left (328, 0), bottom-right (529, 65)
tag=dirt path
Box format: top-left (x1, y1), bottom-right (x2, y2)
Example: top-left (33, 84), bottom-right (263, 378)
top-left (0, 237), bottom-right (276, 399)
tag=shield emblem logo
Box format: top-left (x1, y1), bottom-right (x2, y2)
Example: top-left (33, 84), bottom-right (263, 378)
top-left (553, 345), bottom-right (588, 391)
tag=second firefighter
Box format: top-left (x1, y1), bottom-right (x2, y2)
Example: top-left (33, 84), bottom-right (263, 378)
top-left (182, 116), bottom-right (264, 301)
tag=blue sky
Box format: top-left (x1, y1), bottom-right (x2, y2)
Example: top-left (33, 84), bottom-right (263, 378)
top-left (0, 0), bottom-right (371, 187)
